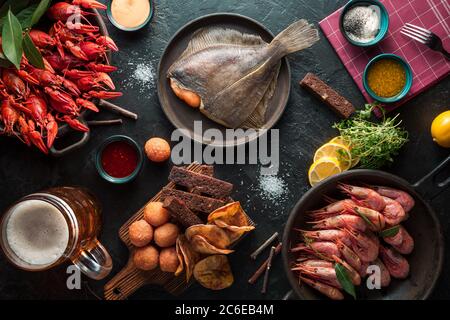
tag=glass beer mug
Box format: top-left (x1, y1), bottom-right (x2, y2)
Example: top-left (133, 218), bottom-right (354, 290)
top-left (0, 187), bottom-right (112, 280)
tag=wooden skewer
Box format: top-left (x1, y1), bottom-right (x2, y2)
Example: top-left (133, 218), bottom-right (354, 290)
top-left (250, 232), bottom-right (279, 260)
top-left (98, 99), bottom-right (138, 120)
top-left (86, 119), bottom-right (123, 126)
top-left (248, 242), bottom-right (282, 285)
top-left (261, 246), bottom-right (276, 294)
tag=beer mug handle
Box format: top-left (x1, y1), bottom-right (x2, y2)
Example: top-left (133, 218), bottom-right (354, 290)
top-left (72, 239), bottom-right (113, 280)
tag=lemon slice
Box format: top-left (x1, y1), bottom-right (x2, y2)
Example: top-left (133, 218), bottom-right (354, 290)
top-left (329, 136), bottom-right (351, 147)
top-left (314, 142), bottom-right (352, 171)
top-left (329, 136), bottom-right (360, 168)
top-left (308, 157), bottom-right (342, 187)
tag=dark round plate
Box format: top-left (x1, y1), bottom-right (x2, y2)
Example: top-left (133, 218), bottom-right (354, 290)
top-left (157, 13), bottom-right (291, 147)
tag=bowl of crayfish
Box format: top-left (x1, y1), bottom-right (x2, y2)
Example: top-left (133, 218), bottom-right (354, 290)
top-left (0, 0), bottom-right (122, 155)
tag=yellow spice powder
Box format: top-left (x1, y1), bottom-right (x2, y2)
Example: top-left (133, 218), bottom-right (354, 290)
top-left (367, 59), bottom-right (406, 98)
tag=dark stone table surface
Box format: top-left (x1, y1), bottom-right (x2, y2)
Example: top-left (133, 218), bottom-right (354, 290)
top-left (0, 0), bottom-right (449, 300)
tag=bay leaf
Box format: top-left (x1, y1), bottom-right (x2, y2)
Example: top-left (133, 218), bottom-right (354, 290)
top-left (2, 9), bottom-right (23, 69)
top-left (23, 32), bottom-right (44, 68)
top-left (335, 263), bottom-right (356, 299)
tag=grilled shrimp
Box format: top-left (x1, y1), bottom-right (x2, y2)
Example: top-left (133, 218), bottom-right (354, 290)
top-left (383, 226), bottom-right (404, 246)
top-left (344, 228), bottom-right (379, 262)
top-left (300, 229), bottom-right (352, 246)
top-left (300, 276), bottom-right (344, 300)
top-left (365, 230), bottom-right (380, 248)
top-left (333, 255), bottom-right (361, 285)
top-left (338, 183), bottom-right (385, 212)
top-left (358, 260), bottom-right (370, 278)
top-left (381, 196), bottom-right (406, 226)
top-left (343, 203), bottom-right (385, 232)
top-left (383, 226), bottom-right (414, 255)
top-left (372, 186), bottom-right (415, 212)
top-left (310, 214), bottom-right (367, 232)
top-left (294, 264), bottom-right (342, 288)
top-left (379, 245), bottom-right (410, 279)
top-left (335, 239), bottom-right (362, 272)
top-left (309, 199), bottom-right (357, 219)
top-left (370, 258), bottom-right (391, 287)
top-left (292, 259), bottom-right (333, 270)
top-left (291, 241), bottom-right (341, 259)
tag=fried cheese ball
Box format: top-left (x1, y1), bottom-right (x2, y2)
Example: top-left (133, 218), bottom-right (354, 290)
top-left (154, 223), bottom-right (179, 248)
top-left (159, 247), bottom-right (179, 273)
top-left (129, 220), bottom-right (153, 247)
top-left (144, 138), bottom-right (171, 163)
top-left (133, 245), bottom-right (159, 271)
top-left (144, 202), bottom-right (170, 227)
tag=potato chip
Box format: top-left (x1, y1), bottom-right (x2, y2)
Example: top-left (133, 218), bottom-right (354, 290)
top-left (208, 202), bottom-right (249, 227)
top-left (177, 235), bottom-right (199, 281)
top-left (175, 236), bottom-right (184, 276)
top-left (186, 224), bottom-right (231, 249)
top-left (207, 202), bottom-right (254, 243)
top-left (190, 235), bottom-right (234, 255)
top-left (223, 225), bottom-right (256, 243)
top-left (193, 255), bottom-right (234, 290)
top-left (208, 202), bottom-right (251, 227)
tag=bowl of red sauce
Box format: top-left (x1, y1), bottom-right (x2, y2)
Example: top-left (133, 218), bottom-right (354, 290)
top-left (96, 135), bottom-right (143, 183)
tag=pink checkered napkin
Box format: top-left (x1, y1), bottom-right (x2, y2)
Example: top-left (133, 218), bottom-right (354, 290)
top-left (319, 0), bottom-right (450, 115)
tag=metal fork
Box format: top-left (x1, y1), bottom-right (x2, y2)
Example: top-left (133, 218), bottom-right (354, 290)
top-left (401, 23), bottom-right (450, 60)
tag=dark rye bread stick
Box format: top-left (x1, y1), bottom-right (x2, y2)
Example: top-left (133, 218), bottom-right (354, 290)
top-left (169, 166), bottom-right (233, 199)
top-left (163, 197), bottom-right (203, 228)
top-left (198, 165), bottom-right (214, 177)
top-left (189, 165), bottom-right (214, 194)
top-left (160, 188), bottom-right (226, 213)
top-left (300, 72), bottom-right (355, 118)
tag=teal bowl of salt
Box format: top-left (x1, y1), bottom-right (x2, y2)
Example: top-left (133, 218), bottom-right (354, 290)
top-left (339, 0), bottom-right (389, 47)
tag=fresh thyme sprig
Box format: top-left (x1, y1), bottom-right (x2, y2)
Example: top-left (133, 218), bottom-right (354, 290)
top-left (333, 103), bottom-right (408, 169)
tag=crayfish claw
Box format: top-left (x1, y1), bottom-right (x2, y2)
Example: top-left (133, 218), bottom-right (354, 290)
top-left (87, 63), bottom-right (118, 73)
top-left (85, 90), bottom-right (122, 100)
top-left (73, 0), bottom-right (107, 10)
top-left (96, 36), bottom-right (119, 51)
top-left (62, 115), bottom-right (89, 132)
top-left (76, 98), bottom-right (99, 112)
top-left (46, 114), bottom-right (58, 149)
top-left (27, 120), bottom-right (48, 154)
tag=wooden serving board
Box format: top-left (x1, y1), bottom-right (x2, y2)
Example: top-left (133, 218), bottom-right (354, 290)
top-left (104, 163), bottom-right (255, 300)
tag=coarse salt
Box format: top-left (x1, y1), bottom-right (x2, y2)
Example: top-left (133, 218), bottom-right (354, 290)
top-left (343, 5), bottom-right (381, 43)
top-left (258, 173), bottom-right (287, 202)
top-left (119, 58), bottom-right (156, 95)
top-left (133, 63), bottom-right (155, 85)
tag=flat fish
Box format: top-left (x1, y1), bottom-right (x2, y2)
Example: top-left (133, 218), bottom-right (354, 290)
top-left (168, 20), bottom-right (319, 128)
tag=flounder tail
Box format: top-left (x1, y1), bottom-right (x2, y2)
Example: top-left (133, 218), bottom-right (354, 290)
top-left (271, 19), bottom-right (320, 55)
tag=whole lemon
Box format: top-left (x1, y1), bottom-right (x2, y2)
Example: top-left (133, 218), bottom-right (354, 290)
top-left (431, 110), bottom-right (450, 148)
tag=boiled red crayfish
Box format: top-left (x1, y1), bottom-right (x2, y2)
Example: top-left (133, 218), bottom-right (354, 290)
top-left (1, 1), bottom-right (121, 154)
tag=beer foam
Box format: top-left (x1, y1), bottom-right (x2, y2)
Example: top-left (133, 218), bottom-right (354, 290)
top-left (6, 199), bottom-right (69, 266)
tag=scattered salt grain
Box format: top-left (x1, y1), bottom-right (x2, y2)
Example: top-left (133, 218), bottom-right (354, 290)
top-left (132, 63), bottom-right (155, 87)
top-left (258, 173), bottom-right (287, 202)
top-left (117, 54), bottom-right (157, 95)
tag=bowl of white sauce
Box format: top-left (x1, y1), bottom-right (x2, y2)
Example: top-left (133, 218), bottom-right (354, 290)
top-left (339, 0), bottom-right (389, 47)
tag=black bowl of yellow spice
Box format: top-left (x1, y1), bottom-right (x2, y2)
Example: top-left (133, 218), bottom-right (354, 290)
top-left (363, 53), bottom-right (412, 103)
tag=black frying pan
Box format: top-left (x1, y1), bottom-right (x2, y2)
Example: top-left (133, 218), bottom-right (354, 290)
top-left (282, 155), bottom-right (449, 300)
